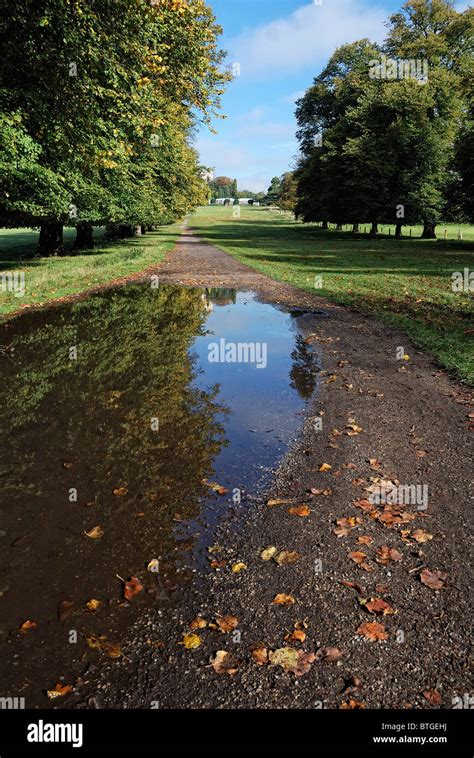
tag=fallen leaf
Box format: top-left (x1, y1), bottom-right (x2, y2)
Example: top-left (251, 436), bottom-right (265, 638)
top-left (267, 498), bottom-right (293, 507)
top-left (124, 576), bottom-right (143, 601)
top-left (210, 650), bottom-right (239, 675)
top-left (57, 600), bottom-right (75, 621)
top-left (274, 550), bottom-right (300, 565)
top-left (105, 642), bottom-right (122, 659)
top-left (210, 559), bottom-right (226, 569)
top-left (84, 526), bottom-right (104, 539)
top-left (345, 424), bottom-right (363, 435)
top-left (353, 499), bottom-right (373, 511)
top-left (19, 620), bottom-right (37, 633)
top-left (63, 462), bottom-right (73, 469)
top-left (357, 621), bottom-right (388, 641)
top-left (351, 478), bottom-right (366, 487)
top-left (260, 546), bottom-right (278, 561)
top-left (269, 647), bottom-right (316, 677)
top-left (341, 580), bottom-right (365, 595)
top-left (348, 550), bottom-right (367, 565)
top-left (411, 529), bottom-right (433, 543)
top-left (415, 450), bottom-right (428, 458)
top-left (272, 594), bottom-right (295, 606)
top-left (423, 689), bottom-right (442, 705)
top-left (319, 463), bottom-right (332, 472)
top-left (216, 615), bottom-right (238, 633)
top-left (288, 505), bottom-right (310, 517)
top-left (376, 546), bottom-right (403, 565)
top-left (315, 646), bottom-right (343, 662)
top-left (285, 629), bottom-right (306, 643)
top-left (85, 598), bottom-right (101, 612)
top-left (333, 526), bottom-right (350, 537)
top-left (420, 568), bottom-right (446, 590)
top-left (357, 535), bottom-right (373, 545)
top-left (340, 699), bottom-right (366, 709)
top-left (86, 634), bottom-right (108, 650)
top-left (189, 617), bottom-right (207, 630)
top-left (365, 598), bottom-right (395, 615)
top-left (112, 487), bottom-right (128, 497)
top-left (181, 633), bottom-right (202, 649)
top-left (202, 479), bottom-right (228, 496)
top-left (337, 516), bottom-right (361, 528)
top-left (46, 683), bottom-right (73, 699)
top-left (251, 645), bottom-right (268, 666)
top-left (147, 558), bottom-right (160, 573)
top-left (231, 562), bottom-right (247, 573)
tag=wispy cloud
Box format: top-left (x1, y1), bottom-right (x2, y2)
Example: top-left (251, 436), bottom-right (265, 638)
top-left (230, 0), bottom-right (387, 78)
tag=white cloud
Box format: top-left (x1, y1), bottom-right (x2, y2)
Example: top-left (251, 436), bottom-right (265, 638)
top-left (230, 0), bottom-right (387, 77)
top-left (280, 90), bottom-right (306, 104)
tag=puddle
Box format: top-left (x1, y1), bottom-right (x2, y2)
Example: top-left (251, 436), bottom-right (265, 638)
top-left (0, 284), bottom-right (320, 704)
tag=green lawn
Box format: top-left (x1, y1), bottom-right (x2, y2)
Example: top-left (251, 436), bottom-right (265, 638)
top-left (191, 206), bottom-right (474, 384)
top-left (0, 224), bottom-right (181, 318)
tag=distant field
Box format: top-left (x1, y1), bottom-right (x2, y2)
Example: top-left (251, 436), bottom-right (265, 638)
top-left (0, 225), bottom-right (181, 317)
top-left (191, 206), bottom-right (474, 384)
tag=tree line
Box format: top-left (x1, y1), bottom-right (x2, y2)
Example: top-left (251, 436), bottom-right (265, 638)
top-left (294, 0), bottom-right (473, 238)
top-left (0, 0), bottom-right (229, 255)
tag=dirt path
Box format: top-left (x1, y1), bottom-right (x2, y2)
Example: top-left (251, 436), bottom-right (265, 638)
top-left (67, 228), bottom-right (472, 709)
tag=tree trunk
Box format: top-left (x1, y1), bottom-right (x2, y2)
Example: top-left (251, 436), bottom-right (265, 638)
top-left (395, 223), bottom-right (403, 238)
top-left (141, 225), bottom-right (146, 235)
top-left (38, 221), bottom-right (64, 256)
top-left (370, 222), bottom-right (378, 236)
top-left (322, 220), bottom-right (328, 230)
top-left (421, 221), bottom-right (437, 239)
top-left (74, 221), bottom-right (94, 249)
top-left (351, 223), bottom-right (359, 233)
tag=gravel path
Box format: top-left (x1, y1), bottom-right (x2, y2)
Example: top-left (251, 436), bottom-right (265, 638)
top-left (66, 227), bottom-right (472, 710)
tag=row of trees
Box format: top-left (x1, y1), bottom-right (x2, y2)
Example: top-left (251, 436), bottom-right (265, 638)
top-left (0, 0), bottom-right (229, 255)
top-left (207, 174), bottom-right (267, 203)
top-left (294, 0), bottom-right (473, 237)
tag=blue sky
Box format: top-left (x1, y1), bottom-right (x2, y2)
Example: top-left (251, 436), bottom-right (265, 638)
top-left (196, 0), bottom-right (469, 192)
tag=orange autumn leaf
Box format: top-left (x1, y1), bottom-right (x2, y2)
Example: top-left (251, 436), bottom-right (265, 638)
top-left (46, 683), bottom-right (73, 699)
top-left (113, 487), bottom-right (128, 497)
top-left (420, 568), bottom-right (447, 590)
top-left (216, 615), bottom-right (238, 633)
top-left (357, 621), bottom-right (388, 641)
top-left (288, 505), bottom-right (310, 517)
top-left (272, 593), bottom-right (295, 606)
top-left (19, 620), bottom-right (37, 633)
top-left (365, 598), bottom-right (395, 615)
top-left (251, 645), bottom-right (268, 666)
top-left (124, 576), bottom-right (143, 601)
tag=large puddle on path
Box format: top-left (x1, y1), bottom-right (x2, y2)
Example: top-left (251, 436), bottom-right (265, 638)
top-left (0, 284), bottom-right (320, 703)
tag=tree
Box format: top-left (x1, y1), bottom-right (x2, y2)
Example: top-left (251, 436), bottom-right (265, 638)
top-left (266, 176), bottom-right (282, 204)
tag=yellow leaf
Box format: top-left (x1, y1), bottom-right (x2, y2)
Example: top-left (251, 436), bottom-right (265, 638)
top-left (86, 599), bottom-right (101, 612)
top-left (46, 683), bottom-right (72, 699)
top-left (84, 526), bottom-right (104, 539)
top-left (272, 593), bottom-right (295, 606)
top-left (181, 633), bottom-right (202, 649)
top-left (231, 562), bottom-right (247, 573)
top-left (260, 546), bottom-right (278, 561)
top-left (319, 463), bottom-right (332, 472)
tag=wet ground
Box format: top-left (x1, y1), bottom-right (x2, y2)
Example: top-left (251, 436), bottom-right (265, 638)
top-left (0, 281), bottom-right (321, 707)
top-left (0, 227), bottom-right (472, 711)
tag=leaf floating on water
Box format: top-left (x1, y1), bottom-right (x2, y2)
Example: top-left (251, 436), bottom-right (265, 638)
top-left (84, 526), bottom-right (104, 539)
top-left (85, 598), bottom-right (101, 612)
top-left (420, 568), bottom-right (447, 590)
top-left (260, 546), bottom-right (278, 561)
top-left (272, 593), bottom-right (295, 606)
top-left (356, 621), bottom-right (388, 641)
top-left (210, 650), bottom-right (239, 675)
top-left (112, 487), bottom-right (128, 497)
top-left (202, 479), bottom-right (228, 496)
top-left (181, 633), bottom-right (202, 650)
top-left (288, 505), bottom-right (310, 517)
top-left (19, 620), bottom-right (37, 633)
top-left (231, 562), bottom-right (247, 573)
top-left (123, 576), bottom-right (143, 601)
top-left (46, 683), bottom-right (73, 699)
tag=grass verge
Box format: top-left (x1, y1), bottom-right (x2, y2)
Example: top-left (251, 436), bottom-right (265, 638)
top-left (191, 206), bottom-right (474, 384)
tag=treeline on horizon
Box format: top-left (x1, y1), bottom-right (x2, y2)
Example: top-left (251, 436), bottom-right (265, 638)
top-left (293, 0), bottom-right (473, 238)
top-left (0, 0), bottom-right (229, 255)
